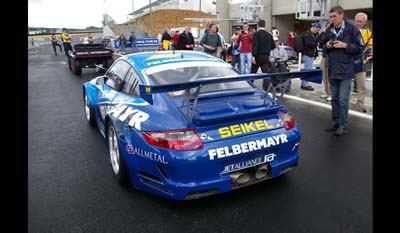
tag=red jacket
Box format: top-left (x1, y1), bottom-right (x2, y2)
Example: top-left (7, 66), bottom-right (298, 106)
top-left (238, 32), bottom-right (253, 53)
top-left (172, 33), bottom-right (179, 46)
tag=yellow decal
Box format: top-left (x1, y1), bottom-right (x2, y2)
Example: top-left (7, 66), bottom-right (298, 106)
top-left (219, 127), bottom-right (231, 138)
top-left (145, 53), bottom-right (180, 60)
top-left (145, 86), bottom-right (151, 93)
top-left (218, 119), bottom-right (274, 138)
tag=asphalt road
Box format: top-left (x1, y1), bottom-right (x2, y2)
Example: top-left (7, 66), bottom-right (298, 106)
top-left (28, 52), bottom-right (372, 233)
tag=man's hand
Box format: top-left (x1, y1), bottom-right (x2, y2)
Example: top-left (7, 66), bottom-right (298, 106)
top-left (332, 40), bottom-right (347, 48)
top-left (252, 57), bottom-right (256, 64)
top-left (326, 40), bottom-right (333, 49)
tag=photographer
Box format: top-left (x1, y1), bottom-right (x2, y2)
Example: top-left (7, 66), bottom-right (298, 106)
top-left (238, 22), bottom-right (253, 74)
top-left (321, 6), bottom-right (364, 136)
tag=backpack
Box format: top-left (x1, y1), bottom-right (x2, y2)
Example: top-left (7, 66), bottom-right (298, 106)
top-left (294, 34), bottom-right (305, 53)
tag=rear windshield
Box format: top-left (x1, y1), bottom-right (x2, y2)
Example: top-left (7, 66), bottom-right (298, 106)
top-left (145, 62), bottom-right (253, 97)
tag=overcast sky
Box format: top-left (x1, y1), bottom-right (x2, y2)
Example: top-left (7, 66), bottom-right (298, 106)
top-left (28, 0), bottom-right (149, 28)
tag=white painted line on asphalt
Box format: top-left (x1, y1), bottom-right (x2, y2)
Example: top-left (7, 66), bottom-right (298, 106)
top-left (282, 94), bottom-right (373, 120)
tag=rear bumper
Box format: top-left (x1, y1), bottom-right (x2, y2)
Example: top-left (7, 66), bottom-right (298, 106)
top-left (122, 127), bottom-right (301, 200)
top-left (129, 155), bottom-right (298, 200)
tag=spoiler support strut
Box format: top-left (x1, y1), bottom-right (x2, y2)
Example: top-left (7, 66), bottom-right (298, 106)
top-left (139, 69), bottom-right (322, 123)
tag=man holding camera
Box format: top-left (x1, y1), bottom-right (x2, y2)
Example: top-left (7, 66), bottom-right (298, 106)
top-left (321, 6), bottom-right (364, 136)
top-left (238, 22), bottom-right (253, 74)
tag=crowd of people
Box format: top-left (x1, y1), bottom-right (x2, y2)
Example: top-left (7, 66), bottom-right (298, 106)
top-left (48, 5), bottom-right (371, 137)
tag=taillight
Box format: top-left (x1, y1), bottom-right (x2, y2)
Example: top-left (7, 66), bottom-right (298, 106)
top-left (279, 111), bottom-right (296, 130)
top-left (143, 129), bottom-right (203, 150)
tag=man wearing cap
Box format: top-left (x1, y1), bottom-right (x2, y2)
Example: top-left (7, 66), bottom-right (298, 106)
top-left (300, 21), bottom-right (323, 91)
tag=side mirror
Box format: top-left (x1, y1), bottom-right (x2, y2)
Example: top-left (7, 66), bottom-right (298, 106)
top-left (95, 76), bottom-right (106, 85)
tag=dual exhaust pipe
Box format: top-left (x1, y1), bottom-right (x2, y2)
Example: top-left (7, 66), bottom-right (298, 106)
top-left (230, 164), bottom-right (269, 185)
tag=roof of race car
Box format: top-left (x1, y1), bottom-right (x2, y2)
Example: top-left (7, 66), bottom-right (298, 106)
top-left (121, 51), bottom-right (224, 70)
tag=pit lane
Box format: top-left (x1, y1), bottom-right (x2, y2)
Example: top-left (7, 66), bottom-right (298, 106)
top-left (28, 49), bottom-right (372, 233)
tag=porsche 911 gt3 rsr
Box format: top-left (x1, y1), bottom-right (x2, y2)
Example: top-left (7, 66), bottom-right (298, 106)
top-left (83, 51), bottom-right (321, 200)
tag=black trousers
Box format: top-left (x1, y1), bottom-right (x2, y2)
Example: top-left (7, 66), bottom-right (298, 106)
top-left (251, 54), bottom-right (275, 90)
top-left (52, 42), bottom-right (63, 54)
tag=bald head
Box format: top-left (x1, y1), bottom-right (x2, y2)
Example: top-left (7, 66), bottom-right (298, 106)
top-left (355, 12), bottom-right (368, 29)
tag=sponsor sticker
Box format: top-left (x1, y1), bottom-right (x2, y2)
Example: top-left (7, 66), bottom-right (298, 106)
top-left (221, 153), bottom-right (276, 174)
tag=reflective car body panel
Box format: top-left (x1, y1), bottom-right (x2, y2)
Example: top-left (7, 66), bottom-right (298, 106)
top-left (83, 51), bottom-right (321, 200)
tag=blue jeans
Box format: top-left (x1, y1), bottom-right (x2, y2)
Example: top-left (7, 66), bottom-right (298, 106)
top-left (132, 43), bottom-right (137, 52)
top-left (240, 52), bottom-right (252, 74)
top-left (302, 55), bottom-right (314, 87)
top-left (231, 54), bottom-right (240, 71)
top-left (119, 44), bottom-right (126, 54)
top-left (329, 78), bottom-right (352, 128)
top-left (63, 43), bottom-right (72, 57)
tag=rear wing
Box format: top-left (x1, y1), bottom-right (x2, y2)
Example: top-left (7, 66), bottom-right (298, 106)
top-left (139, 69), bottom-right (322, 105)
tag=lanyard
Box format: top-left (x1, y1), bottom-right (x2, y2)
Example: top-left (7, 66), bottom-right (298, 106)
top-left (331, 20), bottom-right (346, 40)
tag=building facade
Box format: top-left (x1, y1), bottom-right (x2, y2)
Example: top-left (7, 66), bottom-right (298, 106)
top-left (217, 0), bottom-right (372, 44)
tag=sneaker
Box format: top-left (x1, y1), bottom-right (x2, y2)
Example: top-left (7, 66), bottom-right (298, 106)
top-left (301, 86), bottom-right (314, 91)
top-left (326, 96), bottom-right (332, 101)
top-left (320, 94), bottom-right (329, 99)
top-left (333, 126), bottom-right (347, 136)
top-left (325, 125), bottom-right (338, 132)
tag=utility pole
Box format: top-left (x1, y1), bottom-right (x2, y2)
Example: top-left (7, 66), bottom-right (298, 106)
top-left (198, 0), bottom-right (202, 38)
top-left (131, 0), bottom-right (135, 22)
top-left (150, 0), bottom-right (153, 36)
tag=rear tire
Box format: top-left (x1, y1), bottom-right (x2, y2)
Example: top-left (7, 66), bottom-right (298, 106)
top-left (73, 59), bottom-right (82, 75)
top-left (107, 121), bottom-right (129, 184)
top-left (84, 92), bottom-right (96, 127)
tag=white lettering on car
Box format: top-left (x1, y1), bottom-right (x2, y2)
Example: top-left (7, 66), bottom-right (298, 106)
top-left (109, 105), bottom-right (149, 131)
top-left (208, 134), bottom-right (289, 160)
top-left (126, 145), bottom-right (168, 164)
top-left (128, 111), bottom-right (149, 130)
top-left (221, 153), bottom-right (276, 174)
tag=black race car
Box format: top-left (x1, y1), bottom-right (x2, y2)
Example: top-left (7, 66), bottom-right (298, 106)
top-left (68, 43), bottom-right (114, 75)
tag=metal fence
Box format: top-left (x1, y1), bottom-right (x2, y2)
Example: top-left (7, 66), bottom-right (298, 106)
top-left (28, 39), bottom-right (53, 55)
top-left (28, 34), bottom-right (104, 56)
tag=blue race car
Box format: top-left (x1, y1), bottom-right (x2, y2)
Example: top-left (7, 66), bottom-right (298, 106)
top-left (83, 51), bottom-right (321, 200)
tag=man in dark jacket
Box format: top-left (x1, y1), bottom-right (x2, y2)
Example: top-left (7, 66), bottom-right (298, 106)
top-left (321, 5), bottom-right (364, 136)
top-left (177, 26), bottom-right (195, 50)
top-left (251, 19), bottom-right (276, 90)
top-left (301, 22), bottom-right (323, 91)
